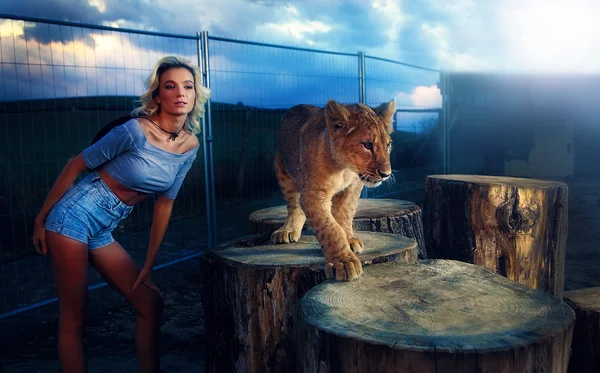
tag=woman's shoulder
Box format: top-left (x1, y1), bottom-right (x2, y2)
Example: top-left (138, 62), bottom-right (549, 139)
top-left (181, 131), bottom-right (200, 156)
top-left (91, 115), bottom-right (137, 145)
top-left (124, 116), bottom-right (143, 129)
top-left (186, 131), bottom-right (200, 147)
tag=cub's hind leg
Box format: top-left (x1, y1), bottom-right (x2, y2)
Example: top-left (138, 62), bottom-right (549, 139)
top-left (271, 151), bottom-right (306, 244)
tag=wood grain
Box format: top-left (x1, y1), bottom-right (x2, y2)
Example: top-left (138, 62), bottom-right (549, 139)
top-left (564, 287), bottom-right (600, 373)
top-left (200, 231), bottom-right (418, 373)
top-left (424, 174), bottom-right (568, 297)
top-left (249, 198), bottom-right (427, 258)
top-left (299, 260), bottom-right (575, 373)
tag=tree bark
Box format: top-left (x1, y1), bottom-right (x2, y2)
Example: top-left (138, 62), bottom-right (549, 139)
top-left (564, 287), bottom-right (600, 373)
top-left (424, 174), bottom-right (568, 298)
top-left (249, 198), bottom-right (427, 258)
top-left (298, 260), bottom-right (575, 373)
top-left (200, 231), bottom-right (417, 373)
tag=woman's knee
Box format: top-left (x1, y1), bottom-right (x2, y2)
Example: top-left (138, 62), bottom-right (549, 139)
top-left (136, 283), bottom-right (164, 319)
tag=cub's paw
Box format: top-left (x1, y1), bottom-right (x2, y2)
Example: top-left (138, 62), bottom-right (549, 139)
top-left (324, 250), bottom-right (363, 281)
top-left (347, 236), bottom-right (364, 253)
top-left (271, 228), bottom-right (302, 244)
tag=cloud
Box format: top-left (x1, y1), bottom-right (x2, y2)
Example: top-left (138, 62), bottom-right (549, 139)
top-left (412, 85), bottom-right (442, 108)
top-left (261, 18), bottom-right (332, 46)
top-left (498, 0), bottom-right (600, 72)
top-left (394, 85), bottom-right (441, 110)
top-left (0, 0), bottom-right (426, 67)
top-left (2, 0), bottom-right (599, 105)
top-left (0, 17), bottom-right (201, 100)
top-left (1, 0), bottom-right (150, 27)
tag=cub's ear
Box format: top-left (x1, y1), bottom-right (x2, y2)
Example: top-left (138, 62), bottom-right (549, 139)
top-left (324, 100), bottom-right (351, 134)
top-left (374, 99), bottom-right (396, 134)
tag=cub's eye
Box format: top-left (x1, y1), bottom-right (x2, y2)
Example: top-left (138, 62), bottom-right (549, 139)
top-left (334, 124), bottom-right (342, 129)
top-left (387, 142), bottom-right (393, 150)
top-left (363, 142), bottom-right (373, 150)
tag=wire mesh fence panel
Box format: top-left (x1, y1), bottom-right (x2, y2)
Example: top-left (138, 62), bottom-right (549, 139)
top-left (0, 15), bottom-right (444, 317)
top-left (207, 37), bottom-right (361, 243)
top-left (0, 17), bottom-right (206, 316)
top-left (363, 56), bottom-right (443, 200)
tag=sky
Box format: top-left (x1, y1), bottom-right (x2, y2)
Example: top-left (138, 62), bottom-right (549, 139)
top-left (2, 0), bottom-right (598, 72)
top-left (0, 0), bottom-right (598, 116)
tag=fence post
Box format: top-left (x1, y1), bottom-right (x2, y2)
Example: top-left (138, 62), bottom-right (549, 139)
top-left (198, 31), bottom-right (218, 248)
top-left (358, 51), bottom-right (366, 104)
top-left (441, 70), bottom-right (449, 174)
top-left (358, 51), bottom-right (368, 198)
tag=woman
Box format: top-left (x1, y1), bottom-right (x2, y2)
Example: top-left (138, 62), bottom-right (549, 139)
top-left (32, 56), bottom-right (210, 373)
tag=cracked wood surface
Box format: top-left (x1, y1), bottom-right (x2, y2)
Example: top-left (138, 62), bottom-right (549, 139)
top-left (200, 231), bottom-right (417, 373)
top-left (299, 260), bottom-right (575, 373)
top-left (424, 174), bottom-right (568, 298)
top-left (249, 198), bottom-right (427, 258)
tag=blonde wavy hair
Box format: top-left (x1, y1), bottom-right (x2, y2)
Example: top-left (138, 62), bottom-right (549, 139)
top-left (132, 56), bottom-right (211, 135)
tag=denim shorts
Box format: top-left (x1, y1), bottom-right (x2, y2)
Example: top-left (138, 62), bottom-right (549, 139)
top-left (45, 171), bottom-right (133, 250)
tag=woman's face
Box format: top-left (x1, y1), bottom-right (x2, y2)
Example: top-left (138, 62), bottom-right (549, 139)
top-left (155, 67), bottom-right (196, 117)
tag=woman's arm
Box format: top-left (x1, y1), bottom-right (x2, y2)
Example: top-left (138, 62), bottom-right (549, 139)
top-left (145, 195), bottom-right (175, 267)
top-left (33, 154), bottom-right (89, 254)
top-left (132, 194), bottom-right (175, 290)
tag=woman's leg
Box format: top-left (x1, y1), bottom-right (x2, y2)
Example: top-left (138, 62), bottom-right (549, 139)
top-left (47, 231), bottom-right (89, 373)
top-left (88, 241), bottom-right (164, 373)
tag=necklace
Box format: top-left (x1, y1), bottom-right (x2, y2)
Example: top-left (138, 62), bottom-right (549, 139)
top-left (145, 117), bottom-right (183, 142)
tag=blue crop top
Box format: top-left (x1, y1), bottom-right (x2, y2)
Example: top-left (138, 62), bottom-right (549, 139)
top-left (81, 118), bottom-right (198, 199)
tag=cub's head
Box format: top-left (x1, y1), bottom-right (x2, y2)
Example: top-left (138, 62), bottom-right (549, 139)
top-left (324, 99), bottom-right (396, 187)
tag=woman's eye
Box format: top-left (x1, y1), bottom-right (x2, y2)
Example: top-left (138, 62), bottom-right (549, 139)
top-left (185, 85), bottom-right (194, 90)
top-left (363, 142), bottom-right (373, 150)
top-left (165, 84), bottom-right (174, 89)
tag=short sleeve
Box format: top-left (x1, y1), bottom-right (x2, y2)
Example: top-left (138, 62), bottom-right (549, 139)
top-left (82, 121), bottom-right (135, 169)
top-left (163, 151), bottom-right (198, 200)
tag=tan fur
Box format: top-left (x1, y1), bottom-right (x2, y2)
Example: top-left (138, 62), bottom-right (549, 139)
top-left (272, 99), bottom-right (396, 281)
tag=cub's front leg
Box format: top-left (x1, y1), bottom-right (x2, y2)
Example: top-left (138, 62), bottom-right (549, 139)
top-left (331, 180), bottom-right (364, 254)
top-left (271, 151), bottom-right (306, 244)
top-left (301, 190), bottom-right (363, 281)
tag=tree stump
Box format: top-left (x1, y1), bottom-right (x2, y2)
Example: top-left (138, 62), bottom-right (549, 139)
top-left (200, 231), bottom-right (417, 373)
top-left (249, 198), bottom-right (426, 258)
top-left (424, 174), bottom-right (568, 298)
top-left (564, 287), bottom-right (600, 373)
top-left (298, 260), bottom-right (575, 373)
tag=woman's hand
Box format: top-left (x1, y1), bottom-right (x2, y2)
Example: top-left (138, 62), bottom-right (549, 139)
top-left (33, 218), bottom-right (48, 255)
top-left (132, 264), bottom-right (160, 295)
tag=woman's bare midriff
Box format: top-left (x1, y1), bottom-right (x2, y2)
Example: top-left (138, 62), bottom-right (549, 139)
top-left (98, 169), bottom-right (147, 206)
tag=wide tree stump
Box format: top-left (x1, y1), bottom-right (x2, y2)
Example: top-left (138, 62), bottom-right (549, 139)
top-left (424, 174), bottom-right (568, 298)
top-left (249, 198), bottom-right (426, 258)
top-left (564, 287), bottom-right (600, 373)
top-left (298, 260), bottom-right (575, 373)
top-left (200, 231), bottom-right (417, 373)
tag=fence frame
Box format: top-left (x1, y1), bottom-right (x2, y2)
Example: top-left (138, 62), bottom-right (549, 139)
top-left (0, 13), bottom-right (443, 317)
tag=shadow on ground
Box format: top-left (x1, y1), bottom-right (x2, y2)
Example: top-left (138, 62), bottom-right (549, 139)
top-left (0, 258), bottom-right (204, 373)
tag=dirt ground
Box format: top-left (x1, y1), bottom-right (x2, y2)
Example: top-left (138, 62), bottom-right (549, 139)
top-left (0, 256), bottom-right (205, 373)
top-left (0, 180), bottom-right (599, 373)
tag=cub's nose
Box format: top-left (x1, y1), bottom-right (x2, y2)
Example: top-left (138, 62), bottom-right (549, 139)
top-left (378, 170), bottom-right (391, 178)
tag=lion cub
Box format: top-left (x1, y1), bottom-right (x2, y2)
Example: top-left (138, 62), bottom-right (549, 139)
top-left (272, 99), bottom-right (395, 281)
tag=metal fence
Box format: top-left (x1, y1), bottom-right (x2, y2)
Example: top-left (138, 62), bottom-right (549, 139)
top-left (0, 14), bottom-right (443, 317)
